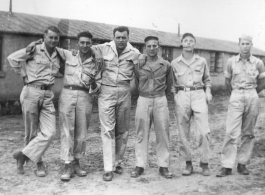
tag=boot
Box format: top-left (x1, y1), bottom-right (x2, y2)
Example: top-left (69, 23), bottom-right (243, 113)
top-left (114, 165), bottom-right (123, 174)
top-left (13, 151), bottom-right (27, 174)
top-left (199, 161), bottom-right (211, 176)
top-left (36, 161), bottom-right (46, 177)
top-left (61, 163), bottom-right (74, 181)
top-left (237, 163), bottom-right (249, 175)
top-left (159, 167), bottom-right (173, 179)
top-left (103, 172), bottom-right (113, 181)
top-left (131, 166), bottom-right (144, 178)
top-left (73, 159), bottom-right (87, 177)
top-left (216, 167), bottom-right (232, 177)
top-left (182, 161), bottom-right (193, 176)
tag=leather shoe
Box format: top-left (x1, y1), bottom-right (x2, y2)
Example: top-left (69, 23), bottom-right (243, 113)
top-left (182, 161), bottom-right (193, 176)
top-left (199, 161), bottom-right (211, 176)
top-left (159, 167), bottom-right (173, 179)
top-left (237, 163), bottom-right (249, 175)
top-left (103, 172), bottom-right (113, 181)
top-left (36, 161), bottom-right (46, 177)
top-left (114, 166), bottom-right (123, 174)
top-left (61, 163), bottom-right (74, 181)
top-left (13, 151), bottom-right (27, 174)
top-left (73, 159), bottom-right (87, 177)
top-left (216, 167), bottom-right (232, 177)
top-left (131, 166), bottom-right (144, 178)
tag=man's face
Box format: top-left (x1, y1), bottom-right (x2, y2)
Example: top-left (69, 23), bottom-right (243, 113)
top-left (145, 39), bottom-right (159, 57)
top-left (182, 36), bottom-right (196, 52)
top-left (77, 37), bottom-right (92, 54)
top-left (239, 39), bottom-right (252, 55)
top-left (44, 30), bottom-right (60, 49)
top-left (114, 31), bottom-right (129, 51)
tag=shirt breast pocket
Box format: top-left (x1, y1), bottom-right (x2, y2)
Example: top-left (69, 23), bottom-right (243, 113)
top-left (65, 61), bottom-right (78, 75)
top-left (35, 58), bottom-right (50, 75)
top-left (194, 65), bottom-right (203, 75)
top-left (233, 68), bottom-right (241, 75)
top-left (176, 72), bottom-right (185, 77)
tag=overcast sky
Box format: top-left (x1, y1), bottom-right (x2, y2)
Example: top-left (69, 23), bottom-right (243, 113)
top-left (0, 0), bottom-right (264, 50)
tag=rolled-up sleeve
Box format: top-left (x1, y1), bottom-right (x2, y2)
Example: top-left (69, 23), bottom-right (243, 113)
top-left (7, 48), bottom-right (31, 77)
top-left (202, 59), bottom-right (212, 88)
top-left (224, 59), bottom-right (232, 79)
top-left (166, 63), bottom-right (174, 94)
top-left (257, 60), bottom-right (265, 79)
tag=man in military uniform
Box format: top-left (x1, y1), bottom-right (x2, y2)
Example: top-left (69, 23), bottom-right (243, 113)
top-left (131, 36), bottom-right (173, 179)
top-left (217, 35), bottom-right (265, 177)
top-left (171, 33), bottom-right (212, 176)
top-left (92, 26), bottom-right (141, 181)
top-left (58, 31), bottom-right (101, 181)
top-left (7, 26), bottom-right (63, 177)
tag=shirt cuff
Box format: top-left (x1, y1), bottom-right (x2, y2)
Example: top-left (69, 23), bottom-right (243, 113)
top-left (258, 72), bottom-right (265, 79)
top-left (224, 71), bottom-right (232, 78)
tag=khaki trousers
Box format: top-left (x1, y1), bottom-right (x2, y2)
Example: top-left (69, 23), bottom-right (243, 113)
top-left (135, 96), bottom-right (170, 168)
top-left (221, 89), bottom-right (259, 168)
top-left (98, 84), bottom-right (131, 172)
top-left (59, 88), bottom-right (93, 161)
top-left (174, 89), bottom-right (210, 163)
top-left (20, 85), bottom-right (56, 163)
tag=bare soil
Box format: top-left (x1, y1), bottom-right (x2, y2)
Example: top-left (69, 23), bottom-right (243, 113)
top-left (1, 96), bottom-right (265, 195)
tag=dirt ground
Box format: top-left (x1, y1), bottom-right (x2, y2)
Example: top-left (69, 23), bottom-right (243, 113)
top-left (1, 95), bottom-right (265, 195)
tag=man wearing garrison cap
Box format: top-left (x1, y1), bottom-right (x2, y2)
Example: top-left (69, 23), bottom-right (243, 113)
top-left (217, 34), bottom-right (265, 177)
top-left (171, 33), bottom-right (212, 176)
top-left (131, 36), bottom-right (173, 179)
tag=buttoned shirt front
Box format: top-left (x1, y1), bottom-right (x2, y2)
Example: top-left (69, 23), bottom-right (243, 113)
top-left (171, 54), bottom-right (211, 90)
top-left (134, 56), bottom-right (173, 97)
top-left (93, 41), bottom-right (140, 86)
top-left (7, 43), bottom-right (61, 86)
top-left (224, 54), bottom-right (265, 89)
top-left (61, 49), bottom-right (99, 90)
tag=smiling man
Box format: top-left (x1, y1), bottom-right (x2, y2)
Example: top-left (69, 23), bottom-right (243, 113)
top-left (92, 26), bottom-right (140, 181)
top-left (131, 36), bottom-right (173, 179)
top-left (217, 34), bottom-right (265, 177)
top-left (7, 26), bottom-right (63, 177)
top-left (171, 33), bottom-right (212, 176)
top-left (58, 31), bottom-right (101, 181)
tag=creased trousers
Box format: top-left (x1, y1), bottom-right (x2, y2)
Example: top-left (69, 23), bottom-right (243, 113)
top-left (221, 89), bottom-right (259, 168)
top-left (174, 89), bottom-right (210, 163)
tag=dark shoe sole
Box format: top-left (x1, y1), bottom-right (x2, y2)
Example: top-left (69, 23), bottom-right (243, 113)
top-left (159, 172), bottom-right (173, 179)
top-left (216, 172), bottom-right (232, 177)
top-left (237, 171), bottom-right (249, 175)
top-left (131, 172), bottom-right (144, 178)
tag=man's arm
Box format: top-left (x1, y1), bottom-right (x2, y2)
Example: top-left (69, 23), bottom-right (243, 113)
top-left (256, 60), bottom-right (265, 93)
top-left (225, 77), bottom-right (232, 95)
top-left (224, 58), bottom-right (233, 96)
top-left (166, 64), bottom-right (174, 96)
top-left (202, 60), bottom-right (212, 103)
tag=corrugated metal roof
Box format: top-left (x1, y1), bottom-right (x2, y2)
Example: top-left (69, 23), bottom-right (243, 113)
top-left (0, 11), bottom-right (264, 56)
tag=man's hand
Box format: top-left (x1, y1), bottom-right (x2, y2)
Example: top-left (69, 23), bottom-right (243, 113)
top-left (26, 39), bottom-right (43, 54)
top-left (23, 76), bottom-right (28, 85)
top-left (70, 49), bottom-right (78, 56)
top-left (138, 54), bottom-right (147, 68)
top-left (205, 87), bottom-right (212, 103)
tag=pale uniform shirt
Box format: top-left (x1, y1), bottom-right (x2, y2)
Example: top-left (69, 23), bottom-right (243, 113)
top-left (7, 42), bottom-right (61, 86)
top-left (171, 54), bottom-right (211, 92)
top-left (224, 54), bottom-right (265, 89)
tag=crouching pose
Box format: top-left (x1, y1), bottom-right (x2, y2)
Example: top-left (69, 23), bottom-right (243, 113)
top-left (131, 36), bottom-right (173, 179)
top-left (171, 33), bottom-right (212, 176)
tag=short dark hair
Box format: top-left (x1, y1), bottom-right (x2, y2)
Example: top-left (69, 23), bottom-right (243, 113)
top-left (144, 36), bottom-right (159, 43)
top-left (113, 26), bottom-right (129, 36)
top-left (77, 31), bottom-right (93, 40)
top-left (181, 33), bottom-right (196, 42)
top-left (44, 26), bottom-right (61, 34)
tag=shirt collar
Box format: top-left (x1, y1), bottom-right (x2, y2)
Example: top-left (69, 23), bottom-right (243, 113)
top-left (176, 53), bottom-right (200, 63)
top-left (236, 54), bottom-right (255, 63)
top-left (106, 41), bottom-right (134, 55)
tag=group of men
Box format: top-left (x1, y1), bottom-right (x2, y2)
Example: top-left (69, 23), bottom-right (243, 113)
top-left (7, 24), bottom-right (265, 182)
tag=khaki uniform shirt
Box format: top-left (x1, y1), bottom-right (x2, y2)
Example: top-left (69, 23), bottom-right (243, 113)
top-left (224, 54), bottom-right (265, 89)
top-left (60, 49), bottom-right (100, 92)
top-left (134, 56), bottom-right (173, 97)
top-left (171, 54), bottom-right (212, 92)
top-left (7, 43), bottom-right (61, 85)
top-left (93, 41), bottom-right (140, 86)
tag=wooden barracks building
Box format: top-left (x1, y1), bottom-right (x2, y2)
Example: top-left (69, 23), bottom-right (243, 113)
top-left (0, 11), bottom-right (265, 101)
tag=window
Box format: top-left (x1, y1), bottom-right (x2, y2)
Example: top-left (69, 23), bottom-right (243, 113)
top-left (210, 52), bottom-right (223, 73)
top-left (162, 47), bottom-right (173, 62)
top-left (0, 34), bottom-right (5, 78)
top-left (60, 38), bottom-right (71, 50)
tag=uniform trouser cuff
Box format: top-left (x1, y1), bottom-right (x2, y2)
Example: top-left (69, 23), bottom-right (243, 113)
top-left (221, 163), bottom-right (234, 169)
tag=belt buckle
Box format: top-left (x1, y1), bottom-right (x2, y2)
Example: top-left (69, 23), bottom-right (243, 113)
top-left (184, 87), bottom-right (190, 92)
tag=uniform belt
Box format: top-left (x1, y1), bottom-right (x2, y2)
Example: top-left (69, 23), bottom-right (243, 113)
top-left (176, 86), bottom-right (204, 92)
top-left (27, 84), bottom-right (52, 90)
top-left (64, 85), bottom-right (88, 91)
